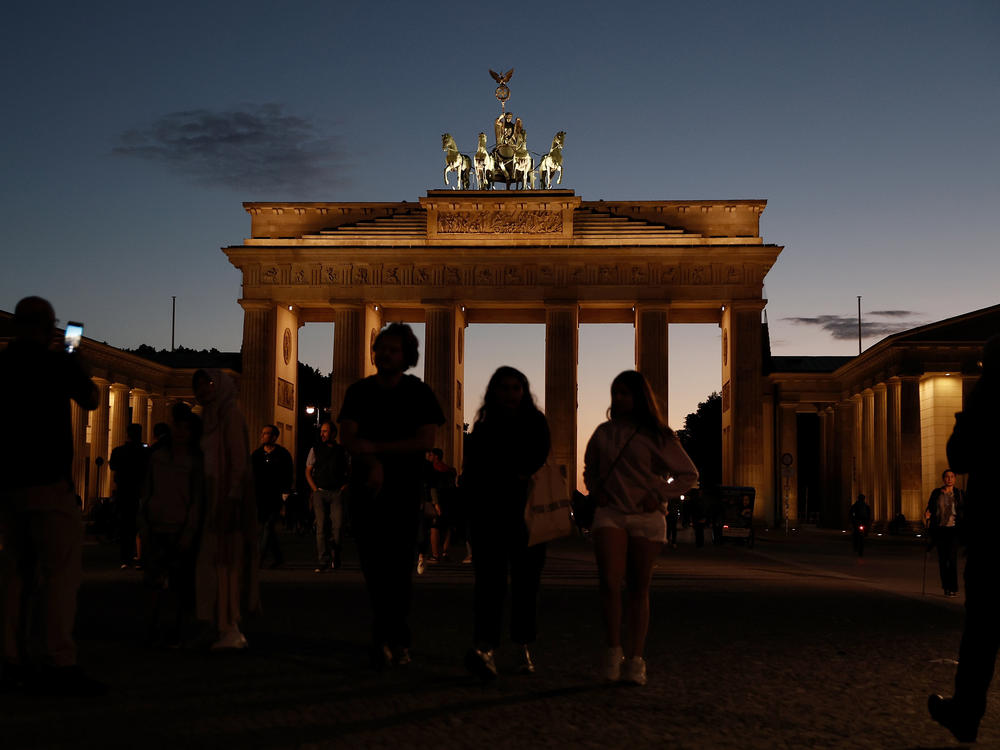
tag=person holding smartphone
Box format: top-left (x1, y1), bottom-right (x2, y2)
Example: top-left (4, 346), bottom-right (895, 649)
top-left (0, 297), bottom-right (105, 695)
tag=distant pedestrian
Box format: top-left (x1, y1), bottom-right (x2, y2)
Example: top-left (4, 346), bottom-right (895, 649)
top-left (0, 296), bottom-right (105, 695)
top-left (305, 421), bottom-right (350, 572)
top-left (849, 494), bottom-right (872, 557)
top-left (928, 335), bottom-right (1000, 743)
top-left (138, 403), bottom-right (203, 646)
top-left (252, 424), bottom-right (293, 570)
top-left (151, 421), bottom-right (171, 451)
top-left (338, 323), bottom-right (444, 668)
top-left (192, 369), bottom-right (259, 650)
top-left (584, 370), bottom-right (698, 686)
top-left (924, 469), bottom-right (964, 596)
top-left (110, 423), bottom-right (150, 569)
top-left (462, 367), bottom-right (550, 679)
top-left (424, 448), bottom-right (457, 563)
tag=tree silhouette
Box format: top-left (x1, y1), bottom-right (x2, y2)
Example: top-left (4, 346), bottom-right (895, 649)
top-left (677, 392), bottom-right (722, 488)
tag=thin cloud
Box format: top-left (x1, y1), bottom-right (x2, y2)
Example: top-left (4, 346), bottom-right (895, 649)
top-left (784, 311), bottom-right (924, 341)
top-left (113, 104), bottom-right (345, 193)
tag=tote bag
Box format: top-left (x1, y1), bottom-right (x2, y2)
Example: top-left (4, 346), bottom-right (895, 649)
top-left (524, 462), bottom-right (574, 546)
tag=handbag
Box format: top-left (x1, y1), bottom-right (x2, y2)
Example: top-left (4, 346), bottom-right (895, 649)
top-left (571, 429), bottom-right (639, 531)
top-left (524, 462), bottom-right (573, 546)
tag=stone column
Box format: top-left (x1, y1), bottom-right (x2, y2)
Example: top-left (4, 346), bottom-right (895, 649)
top-left (331, 304), bottom-right (381, 418)
top-left (149, 395), bottom-right (169, 435)
top-left (108, 383), bottom-right (130, 495)
top-left (887, 378), bottom-right (902, 520)
top-left (899, 375), bottom-right (923, 519)
top-left (834, 399), bottom-right (857, 526)
top-left (545, 304), bottom-right (579, 492)
top-left (239, 300), bottom-right (277, 442)
top-left (424, 304), bottom-right (466, 468)
top-left (778, 404), bottom-right (798, 522)
top-left (722, 302), bottom-right (765, 490)
top-left (873, 383), bottom-right (888, 522)
top-left (861, 389), bottom-right (875, 510)
top-left (131, 388), bottom-right (150, 443)
top-left (71, 400), bottom-right (90, 505)
top-left (88, 378), bottom-right (110, 499)
top-left (818, 407), bottom-right (832, 524)
top-left (634, 304), bottom-right (669, 415)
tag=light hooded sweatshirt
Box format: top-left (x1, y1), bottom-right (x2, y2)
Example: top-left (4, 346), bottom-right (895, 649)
top-left (583, 420), bottom-right (699, 514)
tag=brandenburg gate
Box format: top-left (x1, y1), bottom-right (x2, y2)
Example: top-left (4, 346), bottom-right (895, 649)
top-left (224, 190), bottom-right (782, 490)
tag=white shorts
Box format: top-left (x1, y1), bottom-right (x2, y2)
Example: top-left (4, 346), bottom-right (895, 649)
top-left (592, 506), bottom-right (667, 543)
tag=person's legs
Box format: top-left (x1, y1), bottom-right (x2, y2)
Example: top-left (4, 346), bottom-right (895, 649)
top-left (624, 536), bottom-right (662, 659)
top-left (31, 487), bottom-right (83, 668)
top-left (937, 531), bottom-right (952, 592)
top-left (953, 550), bottom-right (1000, 721)
top-left (509, 542), bottom-right (546, 646)
top-left (593, 527), bottom-right (628, 648)
top-left (941, 529), bottom-right (959, 593)
top-left (311, 491), bottom-right (332, 564)
top-left (1, 508), bottom-right (29, 667)
top-left (471, 525), bottom-right (507, 651)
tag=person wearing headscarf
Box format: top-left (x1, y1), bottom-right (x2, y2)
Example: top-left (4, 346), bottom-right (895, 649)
top-left (192, 369), bottom-right (259, 649)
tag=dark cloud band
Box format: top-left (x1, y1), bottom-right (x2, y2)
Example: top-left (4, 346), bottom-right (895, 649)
top-left (113, 104), bottom-right (344, 194)
top-left (784, 312), bottom-right (923, 340)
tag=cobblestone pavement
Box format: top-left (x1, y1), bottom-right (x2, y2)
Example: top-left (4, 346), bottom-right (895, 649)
top-left (1, 528), bottom-right (990, 749)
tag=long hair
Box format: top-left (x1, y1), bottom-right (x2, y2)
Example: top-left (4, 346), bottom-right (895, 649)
top-left (474, 366), bottom-right (541, 426)
top-left (607, 370), bottom-right (673, 438)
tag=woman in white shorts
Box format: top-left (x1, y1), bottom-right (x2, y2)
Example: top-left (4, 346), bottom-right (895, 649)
top-left (583, 370), bottom-right (698, 686)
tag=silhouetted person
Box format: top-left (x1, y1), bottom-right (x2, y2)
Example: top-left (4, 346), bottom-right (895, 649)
top-left (0, 296), bottom-right (104, 695)
top-left (924, 469), bottom-right (964, 596)
top-left (338, 323), bottom-right (444, 668)
top-left (138, 403), bottom-right (203, 646)
top-left (929, 335), bottom-right (1000, 743)
top-left (252, 424), bottom-right (293, 569)
top-left (192, 369), bottom-right (259, 650)
top-left (584, 370), bottom-right (698, 686)
top-left (151, 421), bottom-right (171, 452)
top-left (110, 423), bottom-right (149, 568)
top-left (424, 448), bottom-right (457, 563)
top-left (462, 367), bottom-right (550, 680)
top-left (305, 420), bottom-right (350, 572)
top-left (849, 494), bottom-right (871, 557)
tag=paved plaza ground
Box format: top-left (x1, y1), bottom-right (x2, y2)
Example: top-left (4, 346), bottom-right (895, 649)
top-left (1, 527), bottom-right (992, 749)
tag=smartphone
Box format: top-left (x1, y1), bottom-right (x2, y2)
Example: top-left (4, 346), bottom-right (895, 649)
top-left (64, 321), bottom-right (83, 353)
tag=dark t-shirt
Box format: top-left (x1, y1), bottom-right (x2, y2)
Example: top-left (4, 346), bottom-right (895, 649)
top-left (110, 441), bottom-right (150, 500)
top-left (0, 340), bottom-right (96, 490)
top-left (251, 444), bottom-right (294, 507)
top-left (337, 374), bottom-right (445, 482)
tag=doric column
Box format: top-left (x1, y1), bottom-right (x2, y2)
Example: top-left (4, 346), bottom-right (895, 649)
top-left (898, 375), bottom-right (923, 519)
top-left (861, 389), bottom-right (875, 508)
top-left (721, 302), bottom-right (765, 490)
top-left (88, 378), bottom-right (110, 499)
top-left (423, 304), bottom-right (466, 468)
top-left (239, 299), bottom-right (277, 441)
top-left (873, 383), bottom-right (888, 522)
top-left (331, 304), bottom-right (381, 419)
top-left (634, 304), bottom-right (669, 415)
top-left (108, 382), bottom-right (130, 498)
top-left (71, 400), bottom-right (90, 504)
top-left (887, 378), bottom-right (902, 520)
top-left (149, 394), bottom-right (169, 435)
top-left (834, 398), bottom-right (858, 526)
top-left (818, 406), bottom-right (833, 524)
top-left (545, 304), bottom-right (579, 492)
top-left (131, 388), bottom-right (150, 443)
top-left (778, 404), bottom-right (798, 522)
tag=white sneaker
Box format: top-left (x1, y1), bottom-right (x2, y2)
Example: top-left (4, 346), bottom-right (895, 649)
top-left (623, 656), bottom-right (647, 686)
top-left (211, 628), bottom-right (248, 650)
top-left (603, 646), bottom-right (624, 682)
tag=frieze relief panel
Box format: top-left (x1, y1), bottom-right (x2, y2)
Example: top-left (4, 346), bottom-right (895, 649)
top-left (243, 260), bottom-right (765, 289)
top-left (436, 210), bottom-right (562, 234)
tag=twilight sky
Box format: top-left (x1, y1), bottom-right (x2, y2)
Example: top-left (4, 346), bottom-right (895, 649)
top-left (2, 1), bottom-right (998, 459)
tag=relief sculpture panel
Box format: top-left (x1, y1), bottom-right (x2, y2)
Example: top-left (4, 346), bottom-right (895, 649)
top-left (437, 210), bottom-right (562, 234)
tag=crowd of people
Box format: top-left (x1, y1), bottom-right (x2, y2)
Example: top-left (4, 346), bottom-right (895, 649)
top-left (3, 295), bottom-right (999, 744)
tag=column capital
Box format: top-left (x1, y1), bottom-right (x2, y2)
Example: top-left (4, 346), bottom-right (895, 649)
top-left (873, 382), bottom-right (887, 394)
top-left (109, 382), bottom-right (129, 394)
top-left (634, 302), bottom-right (671, 313)
top-left (239, 298), bottom-right (274, 312)
top-left (726, 299), bottom-right (766, 313)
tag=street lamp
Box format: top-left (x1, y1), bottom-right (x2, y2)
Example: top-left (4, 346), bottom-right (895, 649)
top-left (305, 405), bottom-right (319, 428)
